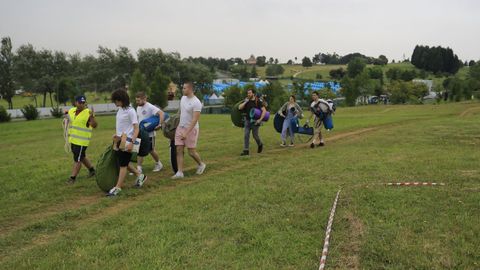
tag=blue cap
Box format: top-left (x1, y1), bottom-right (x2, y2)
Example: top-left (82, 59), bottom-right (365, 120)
top-left (75, 95), bottom-right (86, 103)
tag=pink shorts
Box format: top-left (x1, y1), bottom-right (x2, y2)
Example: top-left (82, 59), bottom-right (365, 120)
top-left (175, 127), bottom-right (199, 148)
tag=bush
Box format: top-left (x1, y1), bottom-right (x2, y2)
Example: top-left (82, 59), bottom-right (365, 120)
top-left (318, 88), bottom-right (337, 100)
top-left (21, 104), bottom-right (39, 120)
top-left (0, 105), bottom-right (11, 122)
top-left (265, 64), bottom-right (285, 76)
top-left (389, 81), bottom-right (428, 104)
top-left (50, 107), bottom-right (64, 118)
top-left (223, 85), bottom-right (244, 108)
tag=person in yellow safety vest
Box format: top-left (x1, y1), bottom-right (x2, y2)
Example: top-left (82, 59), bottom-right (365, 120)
top-left (66, 95), bottom-right (98, 184)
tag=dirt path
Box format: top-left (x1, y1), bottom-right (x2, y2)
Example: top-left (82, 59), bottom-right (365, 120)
top-left (333, 195), bottom-right (364, 270)
top-left (459, 106), bottom-right (480, 117)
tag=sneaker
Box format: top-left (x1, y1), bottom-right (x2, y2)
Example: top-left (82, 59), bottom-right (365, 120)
top-left (171, 172), bottom-right (184, 179)
top-left (88, 169), bottom-right (96, 178)
top-left (153, 162), bottom-right (163, 172)
top-left (107, 187), bottom-right (121, 197)
top-left (196, 163), bottom-right (206, 175)
top-left (318, 142), bottom-right (325, 147)
top-left (240, 150), bottom-right (249, 156)
top-left (134, 174), bottom-right (148, 187)
top-left (310, 143), bottom-right (315, 148)
top-left (66, 177), bottom-right (76, 184)
top-left (289, 143), bottom-right (294, 147)
top-left (280, 142), bottom-right (286, 147)
top-left (257, 144), bottom-right (263, 153)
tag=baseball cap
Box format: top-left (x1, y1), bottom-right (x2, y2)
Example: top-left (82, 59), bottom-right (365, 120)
top-left (75, 95), bottom-right (86, 103)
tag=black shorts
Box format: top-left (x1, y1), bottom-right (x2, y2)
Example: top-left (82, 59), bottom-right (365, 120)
top-left (116, 150), bottom-right (133, 167)
top-left (71, 144), bottom-right (87, 162)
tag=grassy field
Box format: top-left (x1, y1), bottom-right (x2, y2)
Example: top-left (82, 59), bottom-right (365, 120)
top-left (0, 102), bottom-right (479, 269)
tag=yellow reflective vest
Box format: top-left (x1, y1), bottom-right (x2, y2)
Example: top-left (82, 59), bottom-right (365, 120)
top-left (68, 107), bottom-right (93, 146)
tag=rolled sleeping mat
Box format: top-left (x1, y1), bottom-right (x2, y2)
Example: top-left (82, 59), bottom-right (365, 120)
top-left (250, 108), bottom-right (270, 122)
top-left (162, 114), bottom-right (180, 140)
top-left (297, 124), bottom-right (314, 135)
top-left (231, 101), bottom-right (246, 128)
top-left (95, 145), bottom-right (120, 192)
top-left (273, 113), bottom-right (284, 133)
top-left (318, 100), bottom-right (330, 113)
top-left (323, 114), bottom-right (334, 130)
top-left (140, 112), bottom-right (170, 133)
top-left (130, 127), bottom-right (151, 162)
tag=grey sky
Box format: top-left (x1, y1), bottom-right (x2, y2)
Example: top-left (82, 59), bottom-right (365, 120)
top-left (1, 0), bottom-right (479, 62)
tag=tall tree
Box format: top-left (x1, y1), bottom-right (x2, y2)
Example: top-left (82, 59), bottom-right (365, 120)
top-left (129, 69), bottom-right (150, 105)
top-left (149, 67), bottom-right (170, 109)
top-left (12, 44), bottom-right (39, 106)
top-left (250, 65), bottom-right (258, 78)
top-left (256, 56), bottom-right (266, 67)
top-left (302, 57), bottom-right (313, 67)
top-left (0, 37), bottom-right (15, 109)
top-left (347, 57), bottom-right (366, 78)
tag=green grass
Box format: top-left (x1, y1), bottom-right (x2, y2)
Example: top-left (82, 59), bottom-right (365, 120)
top-left (0, 92), bottom-right (111, 109)
top-left (0, 102), bottom-right (479, 269)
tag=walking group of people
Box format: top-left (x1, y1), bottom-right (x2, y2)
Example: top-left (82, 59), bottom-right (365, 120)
top-left (64, 83), bottom-right (329, 196)
top-left (65, 82), bottom-right (205, 197)
top-left (239, 89), bottom-right (327, 154)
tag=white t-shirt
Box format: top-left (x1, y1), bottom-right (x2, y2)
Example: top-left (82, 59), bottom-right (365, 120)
top-left (116, 106), bottom-right (138, 138)
top-left (137, 102), bottom-right (160, 137)
top-left (179, 95), bottom-right (202, 128)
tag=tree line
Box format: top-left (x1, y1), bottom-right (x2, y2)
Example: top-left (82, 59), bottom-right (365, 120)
top-left (0, 37), bottom-right (214, 109)
top-left (411, 45), bottom-right (462, 74)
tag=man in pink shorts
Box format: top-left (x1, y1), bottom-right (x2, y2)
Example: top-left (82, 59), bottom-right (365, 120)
top-left (171, 82), bottom-right (206, 179)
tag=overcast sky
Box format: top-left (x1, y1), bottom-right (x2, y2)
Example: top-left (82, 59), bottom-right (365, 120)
top-left (1, 0), bottom-right (479, 62)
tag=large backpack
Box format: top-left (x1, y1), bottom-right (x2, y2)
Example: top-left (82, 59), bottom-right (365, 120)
top-left (312, 99), bottom-right (335, 130)
top-left (162, 114), bottom-right (180, 140)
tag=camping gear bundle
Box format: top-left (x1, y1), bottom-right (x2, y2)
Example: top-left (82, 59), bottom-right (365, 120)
top-left (96, 113), bottom-right (180, 192)
top-left (313, 99), bottom-right (335, 130)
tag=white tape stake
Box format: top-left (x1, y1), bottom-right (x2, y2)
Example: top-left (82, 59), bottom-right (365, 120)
top-left (386, 182), bottom-right (445, 186)
top-left (318, 189), bottom-right (341, 270)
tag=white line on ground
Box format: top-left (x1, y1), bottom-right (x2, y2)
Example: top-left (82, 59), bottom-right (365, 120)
top-left (318, 189), bottom-right (341, 270)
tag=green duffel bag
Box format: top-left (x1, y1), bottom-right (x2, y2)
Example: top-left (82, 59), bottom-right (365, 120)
top-left (162, 114), bottom-right (180, 140)
top-left (95, 145), bottom-right (119, 192)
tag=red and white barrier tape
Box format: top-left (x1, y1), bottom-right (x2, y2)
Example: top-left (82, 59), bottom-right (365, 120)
top-left (318, 189), bottom-right (341, 270)
top-left (387, 182), bottom-right (445, 186)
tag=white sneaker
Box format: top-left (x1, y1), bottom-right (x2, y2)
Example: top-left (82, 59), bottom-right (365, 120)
top-left (153, 162), bottom-right (163, 172)
top-left (134, 174), bottom-right (148, 187)
top-left (171, 172), bottom-right (184, 179)
top-left (107, 187), bottom-right (121, 197)
top-left (196, 163), bottom-right (206, 175)
top-left (137, 166), bottom-right (143, 174)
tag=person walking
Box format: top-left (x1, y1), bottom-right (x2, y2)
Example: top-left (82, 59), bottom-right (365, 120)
top-left (278, 95), bottom-right (303, 147)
